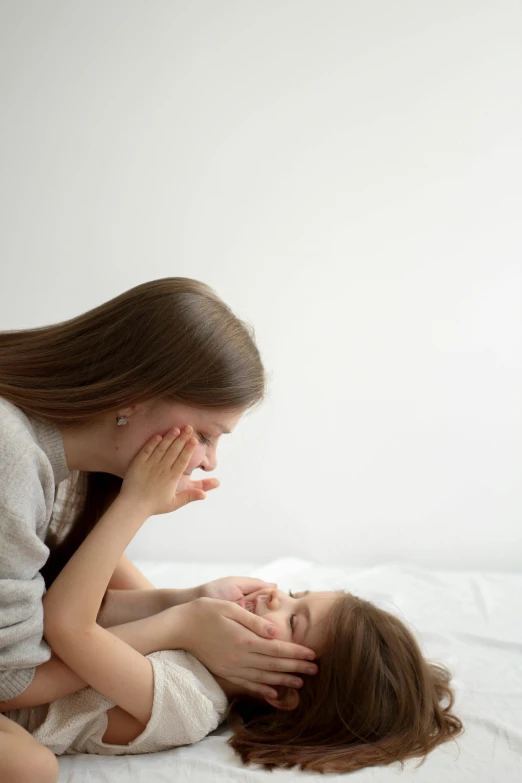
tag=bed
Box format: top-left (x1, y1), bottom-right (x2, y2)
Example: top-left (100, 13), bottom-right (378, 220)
top-left (56, 558), bottom-right (522, 782)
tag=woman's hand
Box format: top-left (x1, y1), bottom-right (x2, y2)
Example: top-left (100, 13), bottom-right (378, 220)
top-left (120, 427), bottom-right (218, 516)
top-left (179, 598), bottom-right (318, 700)
top-left (198, 576), bottom-right (278, 603)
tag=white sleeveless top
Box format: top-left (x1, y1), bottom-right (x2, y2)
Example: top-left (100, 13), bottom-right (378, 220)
top-left (6, 650), bottom-right (228, 755)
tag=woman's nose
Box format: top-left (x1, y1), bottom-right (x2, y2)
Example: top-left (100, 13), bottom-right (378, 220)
top-left (199, 445), bottom-right (217, 472)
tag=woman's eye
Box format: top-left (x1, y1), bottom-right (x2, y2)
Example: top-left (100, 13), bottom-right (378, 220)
top-left (198, 433), bottom-right (211, 447)
top-left (289, 614), bottom-right (296, 632)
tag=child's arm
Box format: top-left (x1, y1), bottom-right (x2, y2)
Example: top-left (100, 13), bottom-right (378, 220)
top-left (108, 554), bottom-right (155, 590)
top-left (43, 427), bottom-right (203, 727)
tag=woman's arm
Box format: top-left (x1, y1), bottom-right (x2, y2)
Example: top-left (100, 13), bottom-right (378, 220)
top-left (97, 587), bottom-right (197, 627)
top-left (0, 654), bottom-right (86, 712)
top-left (97, 577), bottom-right (280, 628)
top-left (0, 455), bottom-right (57, 701)
top-left (0, 604), bottom-right (190, 712)
top-left (1, 590), bottom-right (190, 711)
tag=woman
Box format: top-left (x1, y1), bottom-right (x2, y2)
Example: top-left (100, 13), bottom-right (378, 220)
top-left (4, 426), bottom-right (462, 774)
top-left (0, 278), bottom-right (317, 782)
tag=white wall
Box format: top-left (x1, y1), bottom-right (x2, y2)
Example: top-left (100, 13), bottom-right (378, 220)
top-left (1, 1), bottom-right (520, 569)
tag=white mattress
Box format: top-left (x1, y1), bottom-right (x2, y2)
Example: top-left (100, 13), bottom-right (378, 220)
top-left (56, 559), bottom-right (522, 782)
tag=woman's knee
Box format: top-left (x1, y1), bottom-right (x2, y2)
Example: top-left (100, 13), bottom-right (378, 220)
top-left (1, 745), bottom-right (58, 783)
top-left (0, 723), bottom-right (59, 783)
top-left (24, 744), bottom-right (59, 783)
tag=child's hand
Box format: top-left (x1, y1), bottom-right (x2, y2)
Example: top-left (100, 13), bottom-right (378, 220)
top-left (120, 426), bottom-right (214, 516)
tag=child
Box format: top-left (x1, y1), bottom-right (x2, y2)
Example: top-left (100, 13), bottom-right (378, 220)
top-left (228, 587), bottom-right (463, 772)
top-left (2, 428), bottom-right (463, 773)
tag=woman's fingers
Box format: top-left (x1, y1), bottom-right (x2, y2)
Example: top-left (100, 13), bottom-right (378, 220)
top-left (235, 578), bottom-right (278, 594)
top-left (242, 652), bottom-right (318, 676)
top-left (225, 603), bottom-right (280, 639)
top-left (225, 677), bottom-right (279, 701)
top-left (229, 668), bottom-right (304, 689)
top-left (227, 605), bottom-right (316, 660)
top-left (251, 637), bottom-right (316, 662)
top-left (225, 606), bottom-right (317, 675)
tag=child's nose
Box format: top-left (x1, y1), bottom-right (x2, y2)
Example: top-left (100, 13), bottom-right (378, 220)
top-left (267, 590), bottom-right (280, 610)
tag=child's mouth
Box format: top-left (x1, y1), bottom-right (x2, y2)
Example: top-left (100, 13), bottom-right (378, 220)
top-left (243, 598), bottom-right (257, 613)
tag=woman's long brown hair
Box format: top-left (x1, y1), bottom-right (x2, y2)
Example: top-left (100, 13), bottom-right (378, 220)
top-left (229, 594), bottom-right (463, 773)
top-left (0, 278), bottom-right (266, 586)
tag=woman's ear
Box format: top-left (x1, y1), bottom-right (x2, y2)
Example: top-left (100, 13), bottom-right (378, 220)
top-left (118, 404), bottom-right (138, 418)
top-left (264, 687), bottom-right (300, 711)
top-left (116, 403), bottom-right (144, 423)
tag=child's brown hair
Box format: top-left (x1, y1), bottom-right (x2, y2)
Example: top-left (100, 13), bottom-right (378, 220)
top-left (229, 593), bottom-right (463, 773)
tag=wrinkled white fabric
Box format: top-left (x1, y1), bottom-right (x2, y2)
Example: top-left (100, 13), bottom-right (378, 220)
top-left (7, 649), bottom-right (228, 755)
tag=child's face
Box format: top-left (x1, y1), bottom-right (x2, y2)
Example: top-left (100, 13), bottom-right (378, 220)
top-left (240, 588), bottom-right (340, 654)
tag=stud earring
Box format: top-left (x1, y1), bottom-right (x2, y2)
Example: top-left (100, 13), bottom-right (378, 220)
top-left (116, 416), bottom-right (128, 426)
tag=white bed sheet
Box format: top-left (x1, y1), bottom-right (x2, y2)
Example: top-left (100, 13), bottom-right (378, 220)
top-left (56, 559), bottom-right (522, 783)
